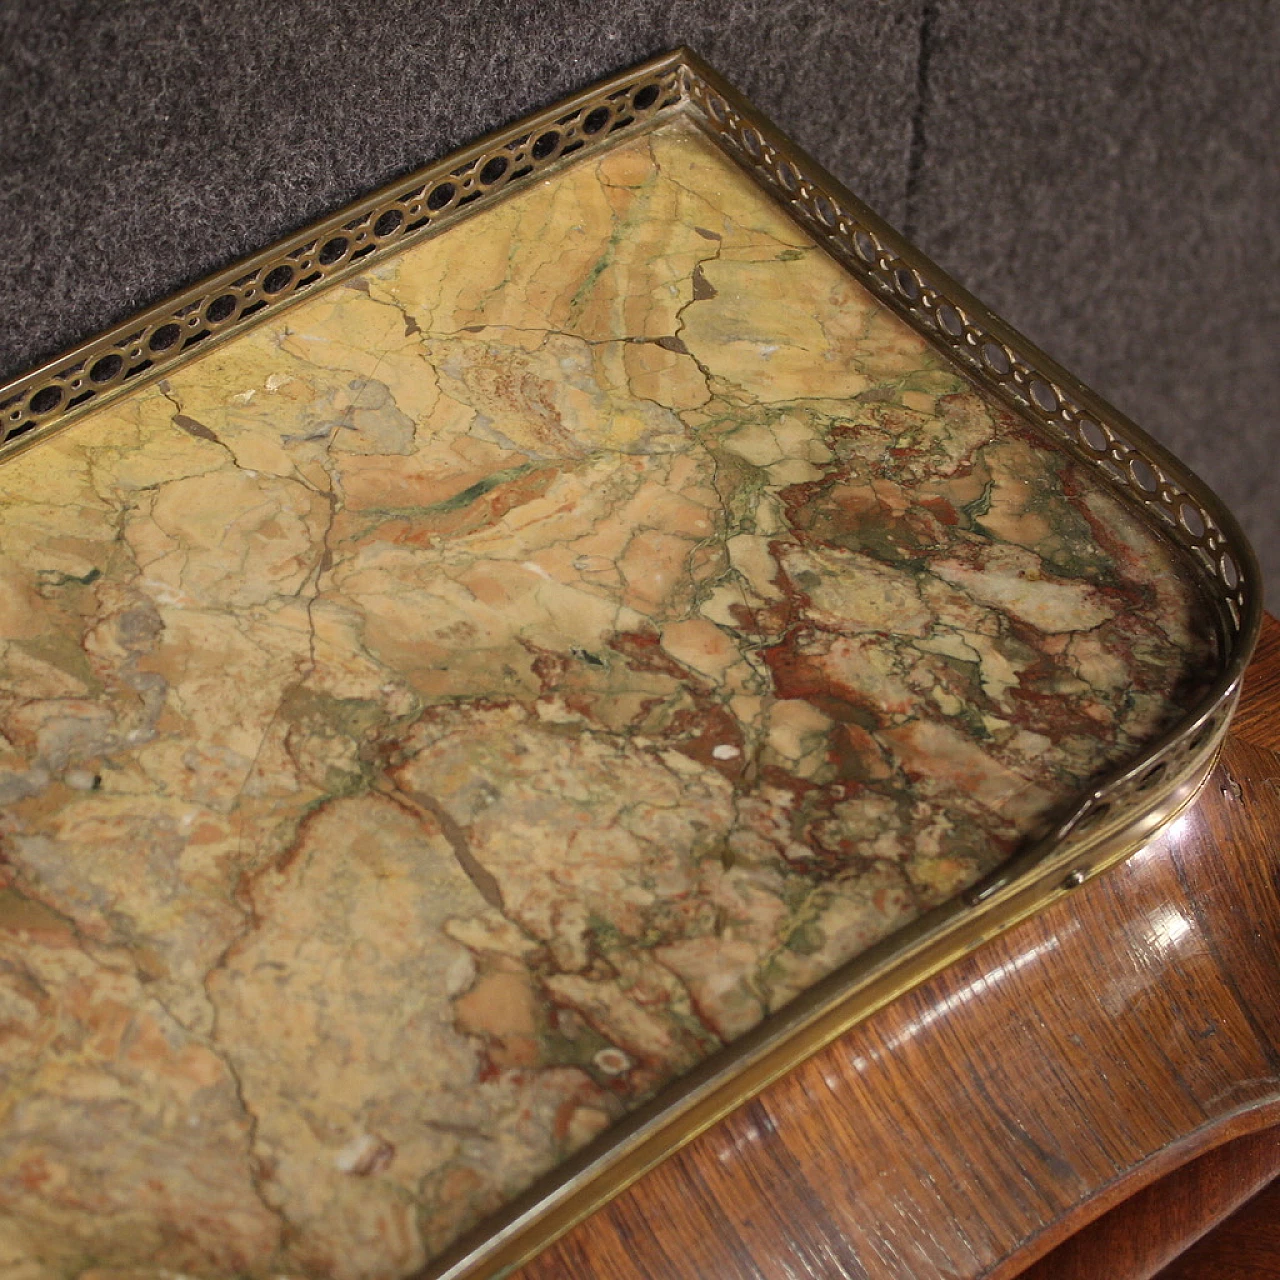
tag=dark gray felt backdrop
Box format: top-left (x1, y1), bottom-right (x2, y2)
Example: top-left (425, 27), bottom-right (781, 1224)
top-left (1, 0), bottom-right (1276, 604)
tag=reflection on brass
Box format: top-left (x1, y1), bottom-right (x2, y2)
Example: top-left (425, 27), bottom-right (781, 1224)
top-left (0, 48), bottom-right (1259, 1280)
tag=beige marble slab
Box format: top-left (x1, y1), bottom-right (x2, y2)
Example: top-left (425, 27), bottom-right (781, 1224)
top-left (0, 119), bottom-right (1212, 1278)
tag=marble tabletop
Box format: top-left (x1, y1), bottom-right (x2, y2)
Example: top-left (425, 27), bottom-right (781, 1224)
top-left (0, 119), bottom-right (1211, 1278)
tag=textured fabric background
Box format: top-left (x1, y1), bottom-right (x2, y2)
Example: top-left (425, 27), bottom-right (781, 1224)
top-left (1, 0), bottom-right (1276, 603)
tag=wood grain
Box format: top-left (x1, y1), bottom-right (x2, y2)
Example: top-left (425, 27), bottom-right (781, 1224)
top-left (1021, 1126), bottom-right (1280, 1279)
top-left (515, 613), bottom-right (1280, 1280)
top-left (1157, 1170), bottom-right (1280, 1279)
top-left (1232, 612), bottom-right (1280, 751)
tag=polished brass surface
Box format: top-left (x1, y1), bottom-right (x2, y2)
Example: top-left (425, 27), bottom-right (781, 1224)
top-left (0, 48), bottom-right (1261, 1280)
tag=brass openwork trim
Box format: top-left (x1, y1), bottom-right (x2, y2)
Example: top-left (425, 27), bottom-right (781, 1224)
top-left (0, 57), bottom-right (685, 456)
top-left (0, 48), bottom-right (1262, 1280)
top-left (679, 61), bottom-right (1250, 642)
top-left (675, 52), bottom-right (1259, 859)
top-left (0, 47), bottom-right (1257, 683)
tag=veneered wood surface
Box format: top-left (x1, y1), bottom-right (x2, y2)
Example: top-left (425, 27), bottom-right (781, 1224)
top-left (1022, 1126), bottom-right (1280, 1279)
top-left (1157, 1169), bottom-right (1280, 1279)
top-left (516, 614), bottom-right (1280, 1280)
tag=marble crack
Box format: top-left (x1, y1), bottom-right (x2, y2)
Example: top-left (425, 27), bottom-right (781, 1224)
top-left (379, 780), bottom-right (505, 912)
top-left (670, 240), bottom-right (724, 395)
top-left (656, 161), bottom-right (810, 254)
top-left (429, 322), bottom-right (716, 420)
top-left (157, 381), bottom-right (241, 469)
top-left (199, 990), bottom-right (297, 1264)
